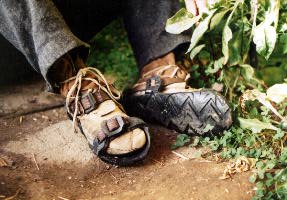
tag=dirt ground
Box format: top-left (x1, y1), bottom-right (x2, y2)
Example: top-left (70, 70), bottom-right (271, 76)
top-left (0, 79), bottom-right (254, 200)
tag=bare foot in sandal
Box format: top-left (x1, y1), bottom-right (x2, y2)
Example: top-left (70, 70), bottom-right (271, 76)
top-left (49, 54), bottom-right (151, 166)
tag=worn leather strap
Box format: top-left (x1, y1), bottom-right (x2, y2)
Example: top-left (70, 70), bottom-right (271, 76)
top-left (69, 90), bottom-right (110, 115)
top-left (133, 65), bottom-right (189, 93)
top-left (141, 64), bottom-right (188, 79)
top-left (93, 115), bottom-right (131, 155)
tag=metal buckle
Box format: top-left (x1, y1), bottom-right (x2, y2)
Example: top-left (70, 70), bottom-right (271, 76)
top-left (145, 76), bottom-right (161, 94)
top-left (80, 92), bottom-right (98, 114)
top-left (105, 116), bottom-right (125, 136)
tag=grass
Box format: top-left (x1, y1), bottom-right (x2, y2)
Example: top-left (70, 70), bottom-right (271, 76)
top-left (87, 19), bottom-right (138, 90)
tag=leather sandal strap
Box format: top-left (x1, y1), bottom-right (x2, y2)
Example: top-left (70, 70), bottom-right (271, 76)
top-left (141, 64), bottom-right (188, 79)
top-left (92, 116), bottom-right (146, 155)
top-left (133, 76), bottom-right (187, 93)
top-left (133, 65), bottom-right (189, 93)
top-left (69, 90), bottom-right (110, 115)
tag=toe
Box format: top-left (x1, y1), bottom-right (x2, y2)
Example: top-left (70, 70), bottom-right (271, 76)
top-left (106, 128), bottom-right (146, 155)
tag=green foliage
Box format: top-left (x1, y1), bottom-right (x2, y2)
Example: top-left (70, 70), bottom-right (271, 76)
top-left (168, 0), bottom-right (287, 198)
top-left (238, 117), bottom-right (278, 133)
top-left (187, 9), bottom-right (217, 52)
top-left (171, 134), bottom-right (191, 149)
top-left (165, 8), bottom-right (200, 34)
top-left (167, 0), bottom-right (287, 99)
top-left (87, 20), bottom-right (138, 90)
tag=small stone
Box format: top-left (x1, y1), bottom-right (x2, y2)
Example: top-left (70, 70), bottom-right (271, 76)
top-left (42, 115), bottom-right (49, 120)
top-left (105, 165), bottom-right (110, 170)
top-left (19, 116), bottom-right (24, 124)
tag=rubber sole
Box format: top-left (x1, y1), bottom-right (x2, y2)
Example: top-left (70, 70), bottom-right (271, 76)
top-left (123, 90), bottom-right (233, 136)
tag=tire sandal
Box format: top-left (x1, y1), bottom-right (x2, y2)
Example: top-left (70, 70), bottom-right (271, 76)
top-left (64, 67), bottom-right (151, 166)
top-left (123, 64), bottom-right (232, 136)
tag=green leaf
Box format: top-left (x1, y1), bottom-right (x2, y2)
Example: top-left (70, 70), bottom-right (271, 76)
top-left (228, 18), bottom-right (251, 66)
top-left (189, 136), bottom-right (200, 147)
top-left (171, 134), bottom-right (191, 149)
top-left (205, 57), bottom-right (225, 74)
top-left (253, 23), bottom-right (277, 60)
top-left (221, 1), bottom-right (241, 64)
top-left (278, 33), bottom-right (287, 54)
top-left (222, 25), bottom-right (233, 64)
top-left (274, 129), bottom-right (285, 140)
top-left (165, 8), bottom-right (200, 34)
top-left (256, 161), bottom-right (264, 169)
top-left (240, 64), bottom-right (255, 81)
top-left (266, 83), bottom-right (287, 103)
top-left (209, 9), bottom-right (229, 31)
top-left (252, 0), bottom-right (279, 60)
top-left (265, 0), bottom-right (280, 29)
top-left (241, 89), bottom-right (286, 123)
top-left (249, 173), bottom-right (257, 183)
top-left (187, 9), bottom-right (217, 53)
top-left (238, 118), bottom-right (278, 134)
top-left (203, 124), bottom-right (215, 133)
top-left (190, 44), bottom-right (205, 60)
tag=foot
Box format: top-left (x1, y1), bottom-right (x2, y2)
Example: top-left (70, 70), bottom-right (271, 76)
top-left (54, 55), bottom-right (151, 166)
top-left (123, 53), bottom-right (232, 136)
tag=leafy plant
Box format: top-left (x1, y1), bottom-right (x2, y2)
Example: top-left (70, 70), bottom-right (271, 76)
top-left (172, 134), bottom-right (191, 149)
top-left (167, 0), bottom-right (287, 199)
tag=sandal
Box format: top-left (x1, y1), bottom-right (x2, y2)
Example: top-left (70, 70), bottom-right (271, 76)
top-left (63, 67), bottom-right (151, 166)
top-left (123, 64), bottom-right (232, 136)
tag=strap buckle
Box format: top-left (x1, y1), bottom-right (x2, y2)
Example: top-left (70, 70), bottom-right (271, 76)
top-left (93, 116), bottom-right (128, 155)
top-left (145, 76), bottom-right (161, 94)
top-left (80, 92), bottom-right (99, 114)
top-left (68, 101), bottom-right (83, 115)
top-left (105, 116), bottom-right (127, 136)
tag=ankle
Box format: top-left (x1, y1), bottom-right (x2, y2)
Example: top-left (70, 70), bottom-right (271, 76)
top-left (48, 53), bottom-right (87, 95)
top-left (141, 52), bottom-right (176, 77)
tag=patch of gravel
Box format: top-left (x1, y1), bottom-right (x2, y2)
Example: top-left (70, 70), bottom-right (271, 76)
top-left (3, 120), bottom-right (95, 165)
